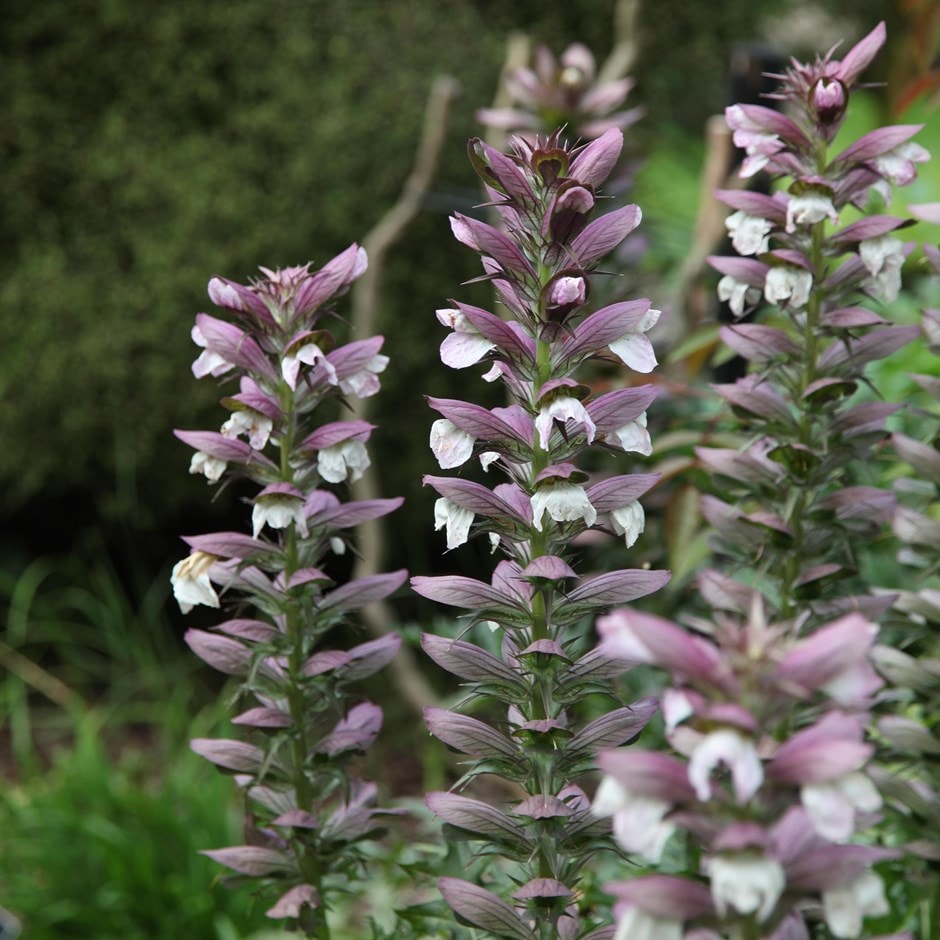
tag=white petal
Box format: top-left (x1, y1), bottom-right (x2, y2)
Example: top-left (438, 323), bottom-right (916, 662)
top-left (434, 498), bottom-right (474, 550)
top-left (708, 854), bottom-right (785, 922)
top-left (823, 871), bottom-right (888, 938)
top-left (611, 501), bottom-right (645, 548)
top-left (171, 553), bottom-right (220, 614)
top-left (440, 332), bottom-right (496, 369)
top-left (530, 482), bottom-right (597, 532)
top-left (688, 728), bottom-right (763, 803)
top-left (609, 332), bottom-right (657, 373)
top-left (430, 419), bottom-right (474, 469)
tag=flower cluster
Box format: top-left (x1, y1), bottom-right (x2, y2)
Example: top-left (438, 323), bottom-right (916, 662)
top-left (593, 600), bottom-right (897, 939)
top-left (412, 129), bottom-right (668, 936)
top-left (703, 21), bottom-right (927, 626)
top-left (172, 251), bottom-right (406, 933)
top-left (477, 42), bottom-right (642, 143)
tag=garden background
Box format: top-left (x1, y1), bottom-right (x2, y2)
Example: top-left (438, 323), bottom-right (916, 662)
top-left (1, 0), bottom-right (937, 936)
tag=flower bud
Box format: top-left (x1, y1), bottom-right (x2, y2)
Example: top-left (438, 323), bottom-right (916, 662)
top-left (812, 78), bottom-right (847, 123)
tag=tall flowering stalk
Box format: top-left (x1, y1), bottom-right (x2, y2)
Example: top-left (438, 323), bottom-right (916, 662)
top-left (590, 22), bottom-right (928, 940)
top-left (171, 249), bottom-right (406, 936)
top-left (412, 128), bottom-right (668, 938)
top-left (699, 21), bottom-right (928, 626)
top-left (477, 42), bottom-right (642, 143)
top-left (594, 601), bottom-right (898, 939)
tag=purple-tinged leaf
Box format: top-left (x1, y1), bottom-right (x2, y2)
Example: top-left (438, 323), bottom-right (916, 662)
top-left (428, 398), bottom-right (532, 447)
top-left (820, 326), bottom-right (919, 370)
top-left (701, 495), bottom-right (766, 550)
top-left (232, 706), bottom-right (292, 728)
top-left (425, 707), bottom-right (518, 758)
top-left (832, 124), bottom-right (923, 165)
top-left (513, 879), bottom-right (572, 901)
top-left (195, 313), bottom-right (277, 378)
top-left (697, 569), bottom-right (755, 614)
top-left (425, 791), bottom-right (530, 843)
top-left (568, 699), bottom-right (658, 753)
top-left (424, 476), bottom-right (527, 522)
top-left (411, 575), bottom-right (520, 611)
top-left (272, 810), bottom-right (319, 829)
top-left (588, 386), bottom-right (660, 432)
top-left (317, 702), bottom-right (383, 755)
top-left (563, 646), bottom-right (636, 682)
top-left (713, 377), bottom-right (794, 425)
top-left (266, 884), bottom-right (319, 919)
top-left (893, 432), bottom-right (940, 485)
top-left (519, 555), bottom-right (577, 582)
top-left (341, 634), bottom-right (402, 681)
top-left (303, 649), bottom-right (350, 677)
top-left (831, 401), bottom-right (900, 438)
top-left (836, 21), bottom-right (886, 85)
top-left (215, 618), bottom-right (279, 643)
top-left (311, 497), bottom-right (404, 529)
top-left (421, 634), bottom-right (524, 687)
top-left (571, 204), bottom-right (641, 266)
top-left (457, 303), bottom-right (536, 361)
top-left (714, 189), bottom-right (787, 223)
top-left (451, 214), bottom-right (535, 278)
top-left (174, 430), bottom-right (278, 468)
top-left (293, 243), bottom-right (365, 315)
top-left (606, 874), bottom-right (714, 920)
top-left (597, 749), bottom-right (698, 803)
top-left (568, 128), bottom-right (624, 188)
top-left (474, 140), bottom-right (534, 203)
top-left (183, 531), bottom-right (276, 560)
top-left (185, 629), bottom-right (252, 676)
top-left (794, 563), bottom-right (844, 588)
top-left (319, 570), bottom-right (408, 611)
top-left (438, 878), bottom-right (534, 939)
top-left (830, 215), bottom-right (908, 244)
top-left (202, 845), bottom-right (294, 877)
top-left (587, 473), bottom-right (659, 512)
top-left (720, 324), bottom-right (800, 364)
top-left (556, 299), bottom-right (653, 362)
top-left (191, 738), bottom-right (267, 772)
top-left (696, 447), bottom-right (784, 487)
top-left (301, 419), bottom-right (374, 450)
top-left (563, 568), bottom-right (671, 607)
top-left (731, 103), bottom-right (808, 146)
top-left (708, 255), bottom-right (770, 286)
top-left (513, 794), bottom-right (574, 819)
top-left (328, 336), bottom-right (385, 379)
top-left (207, 277), bottom-right (273, 322)
top-left (816, 486), bottom-right (894, 522)
top-left (820, 306), bottom-right (887, 328)
top-left (285, 566), bottom-right (331, 589)
top-left (518, 639), bottom-right (569, 661)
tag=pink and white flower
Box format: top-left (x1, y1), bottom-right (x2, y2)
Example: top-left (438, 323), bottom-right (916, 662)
top-left (764, 265), bottom-right (813, 309)
top-left (317, 439), bottom-right (370, 483)
top-left (726, 211), bottom-right (773, 256)
top-left (785, 191), bottom-right (839, 232)
top-left (189, 450), bottom-right (227, 483)
top-left (434, 498), bottom-right (474, 550)
top-left (436, 308), bottom-right (496, 369)
top-left (688, 728), bottom-right (763, 803)
top-left (535, 395), bottom-right (596, 448)
top-left (171, 551), bottom-right (221, 613)
top-left (430, 419), bottom-right (475, 470)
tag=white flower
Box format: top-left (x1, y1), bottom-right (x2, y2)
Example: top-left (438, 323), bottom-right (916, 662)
top-left (611, 501), bottom-right (645, 548)
top-left (785, 191), bottom-right (839, 232)
top-left (339, 353), bottom-right (389, 398)
top-left (688, 728), bottom-right (763, 803)
top-left (764, 265), bottom-right (812, 309)
top-left (329, 537), bottom-right (346, 555)
top-left (726, 211), bottom-right (773, 255)
top-left (480, 451), bottom-right (500, 472)
top-left (482, 363), bottom-right (504, 382)
top-left (434, 498), bottom-right (474, 550)
top-left (707, 852), bottom-right (785, 922)
top-left (429, 419), bottom-right (474, 469)
top-left (252, 493), bottom-right (308, 538)
top-left (872, 142), bottom-right (930, 186)
top-left (823, 870), bottom-right (889, 938)
top-left (191, 324), bottom-right (233, 379)
top-left (717, 275), bottom-right (762, 317)
top-left (609, 412), bottom-right (651, 456)
top-left (613, 906), bottom-right (683, 940)
top-left (530, 482), bottom-right (597, 532)
top-left (282, 342), bottom-right (338, 390)
top-left (535, 396), bottom-right (596, 448)
top-left (608, 308), bottom-right (660, 373)
top-left (860, 235), bottom-right (904, 303)
top-left (592, 777), bottom-right (675, 863)
top-left (801, 771), bottom-right (882, 843)
top-left (436, 308), bottom-right (496, 368)
top-left (171, 551), bottom-right (221, 613)
top-left (189, 450), bottom-right (226, 483)
top-left (221, 410), bottom-right (273, 450)
top-left (317, 439), bottom-right (370, 483)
